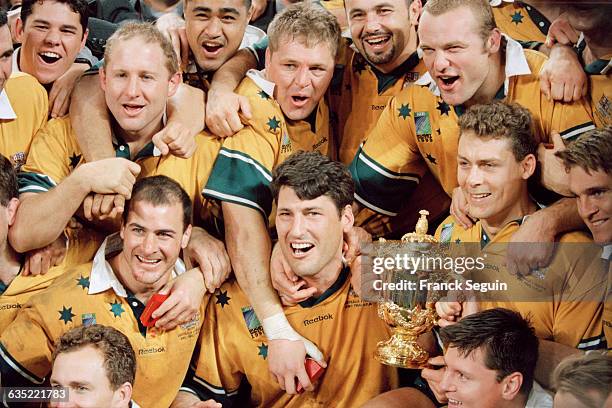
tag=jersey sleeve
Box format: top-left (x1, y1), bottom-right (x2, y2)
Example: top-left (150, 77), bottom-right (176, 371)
top-left (0, 303), bottom-right (54, 386)
top-left (203, 92), bottom-right (282, 219)
top-left (18, 119), bottom-right (76, 194)
top-left (180, 291), bottom-right (242, 405)
top-left (349, 91), bottom-right (426, 216)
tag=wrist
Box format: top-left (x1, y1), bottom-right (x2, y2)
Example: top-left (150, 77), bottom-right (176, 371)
top-left (262, 312), bottom-right (300, 341)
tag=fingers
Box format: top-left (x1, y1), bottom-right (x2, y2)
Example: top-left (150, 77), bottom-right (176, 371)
top-left (113, 194), bottom-right (126, 215)
top-left (51, 87), bottom-right (71, 118)
top-left (550, 81), bottom-right (565, 105)
top-left (152, 130), bottom-right (171, 156)
top-left (296, 366), bottom-right (313, 393)
top-left (83, 194), bottom-right (94, 221)
top-left (284, 372), bottom-right (298, 394)
top-left (539, 73), bottom-right (551, 102)
top-left (23, 256), bottom-right (31, 276)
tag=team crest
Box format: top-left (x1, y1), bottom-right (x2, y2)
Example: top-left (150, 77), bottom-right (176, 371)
top-left (595, 95), bottom-right (611, 126)
top-left (280, 132), bottom-right (292, 154)
top-left (415, 112), bottom-right (433, 142)
top-left (439, 223), bottom-right (454, 243)
top-left (242, 306), bottom-right (264, 339)
top-left (10, 152), bottom-right (25, 171)
top-left (81, 313), bottom-right (96, 326)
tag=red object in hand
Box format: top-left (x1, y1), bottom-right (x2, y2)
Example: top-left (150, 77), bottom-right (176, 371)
top-left (140, 293), bottom-right (169, 328)
top-left (296, 358), bottom-right (325, 393)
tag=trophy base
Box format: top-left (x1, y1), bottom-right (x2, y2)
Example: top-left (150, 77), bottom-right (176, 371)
top-left (374, 332), bottom-right (430, 369)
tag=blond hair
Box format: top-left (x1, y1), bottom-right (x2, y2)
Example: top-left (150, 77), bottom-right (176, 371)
top-left (551, 353), bottom-right (611, 408)
top-left (423, 0), bottom-right (497, 42)
top-left (104, 22), bottom-right (179, 76)
top-left (267, 2), bottom-right (341, 58)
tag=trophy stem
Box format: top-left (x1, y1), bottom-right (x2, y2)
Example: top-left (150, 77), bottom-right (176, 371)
top-left (374, 327), bottom-right (430, 369)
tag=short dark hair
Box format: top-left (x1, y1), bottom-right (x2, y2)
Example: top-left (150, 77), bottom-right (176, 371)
top-left (459, 102), bottom-right (537, 161)
top-left (271, 151), bottom-right (354, 216)
top-left (184, 0), bottom-right (251, 9)
top-left (0, 10), bottom-right (7, 27)
top-left (21, 0), bottom-right (89, 37)
top-left (556, 126), bottom-right (612, 175)
top-left (440, 308), bottom-right (539, 396)
top-left (551, 353), bottom-right (611, 408)
top-left (124, 175), bottom-right (192, 230)
top-left (53, 325), bottom-right (136, 390)
top-left (0, 154), bottom-right (18, 207)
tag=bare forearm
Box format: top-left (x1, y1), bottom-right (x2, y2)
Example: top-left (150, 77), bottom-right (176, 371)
top-left (170, 391), bottom-right (201, 407)
top-left (535, 339), bottom-right (581, 389)
top-left (167, 83), bottom-right (205, 132)
top-left (223, 203), bottom-right (283, 319)
top-left (540, 197), bottom-right (584, 237)
top-left (10, 172), bottom-right (90, 252)
top-left (70, 74), bottom-right (114, 161)
top-left (209, 49), bottom-right (257, 93)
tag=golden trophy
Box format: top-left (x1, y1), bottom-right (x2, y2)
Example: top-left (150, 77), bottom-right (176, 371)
top-left (374, 210), bottom-right (439, 369)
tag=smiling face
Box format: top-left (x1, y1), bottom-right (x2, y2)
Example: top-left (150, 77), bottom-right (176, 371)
top-left (345, 0), bottom-right (418, 73)
top-left (568, 166), bottom-right (612, 244)
top-left (50, 346), bottom-right (130, 408)
top-left (276, 187), bottom-right (352, 279)
top-left (185, 0), bottom-right (251, 73)
top-left (440, 347), bottom-right (510, 408)
top-left (16, 0), bottom-right (87, 84)
top-left (100, 36), bottom-right (180, 141)
top-left (418, 6), bottom-right (497, 106)
top-left (119, 200), bottom-right (191, 289)
top-left (457, 131), bottom-right (534, 227)
top-left (0, 25), bottom-right (13, 92)
top-left (265, 38), bottom-right (335, 121)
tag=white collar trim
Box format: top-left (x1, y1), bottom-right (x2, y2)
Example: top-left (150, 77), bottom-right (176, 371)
top-left (246, 69), bottom-right (275, 98)
top-left (415, 35), bottom-right (531, 97)
top-left (0, 89), bottom-right (16, 119)
top-left (88, 233), bottom-right (186, 296)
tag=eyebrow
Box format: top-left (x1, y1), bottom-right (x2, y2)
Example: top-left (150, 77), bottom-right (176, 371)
top-left (192, 6), bottom-right (241, 15)
top-left (31, 18), bottom-right (79, 31)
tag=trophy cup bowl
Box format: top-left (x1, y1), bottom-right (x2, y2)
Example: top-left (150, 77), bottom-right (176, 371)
top-left (374, 210), bottom-right (439, 369)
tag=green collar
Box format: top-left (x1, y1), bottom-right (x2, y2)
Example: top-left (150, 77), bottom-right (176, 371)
top-left (298, 266), bottom-right (350, 308)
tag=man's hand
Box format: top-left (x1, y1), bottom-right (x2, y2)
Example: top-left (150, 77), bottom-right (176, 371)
top-left (152, 121), bottom-right (198, 158)
top-left (421, 356), bottom-right (448, 404)
top-left (250, 0), bottom-right (268, 21)
top-left (545, 13), bottom-right (580, 48)
top-left (183, 227), bottom-right (231, 293)
top-left (156, 13), bottom-right (189, 70)
top-left (270, 243), bottom-right (317, 306)
top-left (344, 226), bottom-right (371, 265)
top-left (205, 88), bottom-right (252, 138)
top-left (82, 194), bottom-right (125, 222)
top-left (23, 235), bottom-right (67, 276)
top-left (538, 133), bottom-right (571, 197)
top-left (170, 391), bottom-right (222, 408)
top-left (540, 44), bottom-right (587, 103)
top-left (450, 187), bottom-right (475, 229)
top-left (268, 339), bottom-right (315, 394)
top-left (435, 298), bottom-right (479, 327)
top-left (506, 213), bottom-right (557, 276)
top-left (77, 158), bottom-right (141, 198)
top-left (49, 62), bottom-right (89, 118)
top-left (152, 268), bottom-right (206, 330)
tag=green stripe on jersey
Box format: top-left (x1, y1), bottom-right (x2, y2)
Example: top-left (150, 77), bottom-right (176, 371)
top-left (18, 172), bottom-right (56, 194)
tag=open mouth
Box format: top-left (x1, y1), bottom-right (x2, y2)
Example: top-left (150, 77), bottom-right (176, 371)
top-left (448, 398), bottom-right (463, 407)
top-left (291, 242), bottom-right (314, 256)
top-left (122, 103), bottom-right (145, 115)
top-left (470, 193), bottom-right (491, 201)
top-left (363, 34), bottom-right (391, 49)
top-left (590, 217), bottom-right (609, 227)
top-left (38, 51), bottom-right (61, 64)
top-left (291, 95), bottom-right (309, 106)
top-left (438, 75), bottom-right (460, 90)
top-left (202, 41), bottom-right (224, 55)
top-left (136, 255), bottom-right (161, 265)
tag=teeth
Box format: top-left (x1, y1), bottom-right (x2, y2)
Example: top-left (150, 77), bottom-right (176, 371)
top-left (291, 243), bottom-right (313, 249)
top-left (472, 193), bottom-right (490, 198)
top-left (40, 51), bottom-right (60, 58)
top-left (448, 399), bottom-right (462, 405)
top-left (136, 255), bottom-right (159, 264)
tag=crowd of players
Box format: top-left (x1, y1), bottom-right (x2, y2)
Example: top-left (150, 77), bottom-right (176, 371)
top-left (0, 0), bottom-right (609, 406)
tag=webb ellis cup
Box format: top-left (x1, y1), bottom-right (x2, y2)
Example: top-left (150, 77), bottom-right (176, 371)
top-left (374, 210), bottom-right (439, 369)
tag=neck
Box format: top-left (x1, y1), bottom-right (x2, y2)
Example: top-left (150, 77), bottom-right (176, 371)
top-left (582, 32), bottom-right (612, 64)
top-left (0, 243), bottom-right (21, 286)
top-left (480, 189), bottom-right (537, 238)
top-left (373, 30), bottom-right (418, 74)
top-left (109, 253), bottom-right (170, 304)
top-left (465, 52), bottom-right (505, 108)
top-left (112, 117), bottom-right (164, 160)
top-left (301, 255), bottom-right (344, 297)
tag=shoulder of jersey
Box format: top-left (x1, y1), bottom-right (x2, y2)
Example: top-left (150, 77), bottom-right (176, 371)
top-left (235, 75), bottom-right (285, 131)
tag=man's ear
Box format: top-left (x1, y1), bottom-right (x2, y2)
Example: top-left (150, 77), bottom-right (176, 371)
top-left (79, 28), bottom-right (89, 51)
top-left (500, 372), bottom-right (523, 401)
top-left (181, 224), bottom-right (193, 249)
top-left (167, 72), bottom-right (181, 98)
top-left (14, 17), bottom-right (24, 43)
top-left (113, 382), bottom-right (133, 407)
top-left (99, 66), bottom-right (107, 92)
top-left (409, 0), bottom-right (423, 26)
top-left (486, 28), bottom-right (502, 54)
top-left (341, 204), bottom-right (354, 232)
top-left (521, 153), bottom-right (537, 180)
top-left (265, 47), bottom-right (272, 72)
top-left (6, 197), bottom-right (19, 227)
